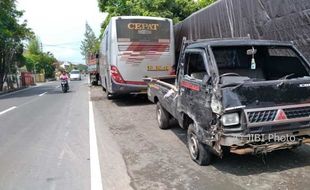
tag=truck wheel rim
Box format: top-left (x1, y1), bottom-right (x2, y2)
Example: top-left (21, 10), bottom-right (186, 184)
top-left (157, 107), bottom-right (162, 125)
top-left (189, 133), bottom-right (199, 159)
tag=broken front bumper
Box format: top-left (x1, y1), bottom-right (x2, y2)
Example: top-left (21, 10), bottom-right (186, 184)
top-left (219, 128), bottom-right (310, 155)
top-left (217, 104), bottom-right (310, 155)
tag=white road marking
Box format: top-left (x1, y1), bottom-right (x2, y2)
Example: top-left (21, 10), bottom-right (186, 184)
top-left (57, 150), bottom-right (65, 167)
top-left (89, 99), bottom-right (103, 190)
top-left (0, 106), bottom-right (17, 115)
top-left (38, 92), bottom-right (47, 96)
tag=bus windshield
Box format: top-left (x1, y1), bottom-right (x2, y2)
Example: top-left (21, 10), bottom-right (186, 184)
top-left (116, 19), bottom-right (170, 43)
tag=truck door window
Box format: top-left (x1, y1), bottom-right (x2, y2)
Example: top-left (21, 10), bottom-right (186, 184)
top-left (184, 52), bottom-right (207, 80)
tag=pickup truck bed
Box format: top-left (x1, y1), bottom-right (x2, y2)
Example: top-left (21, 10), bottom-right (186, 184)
top-left (146, 76), bottom-right (178, 119)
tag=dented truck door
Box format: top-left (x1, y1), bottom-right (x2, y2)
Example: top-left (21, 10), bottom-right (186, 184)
top-left (178, 49), bottom-right (213, 127)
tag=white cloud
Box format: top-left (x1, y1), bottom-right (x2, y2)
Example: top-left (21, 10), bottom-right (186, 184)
top-left (17, 0), bottom-right (107, 64)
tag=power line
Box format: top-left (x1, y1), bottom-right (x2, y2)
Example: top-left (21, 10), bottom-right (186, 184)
top-left (43, 41), bottom-right (81, 46)
top-left (43, 45), bottom-right (81, 50)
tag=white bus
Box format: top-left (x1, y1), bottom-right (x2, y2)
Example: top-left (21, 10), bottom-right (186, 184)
top-left (99, 16), bottom-right (174, 98)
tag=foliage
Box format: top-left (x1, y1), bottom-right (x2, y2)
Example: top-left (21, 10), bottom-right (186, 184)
top-left (76, 64), bottom-right (88, 72)
top-left (0, 0), bottom-right (32, 90)
top-left (24, 37), bottom-right (57, 78)
top-left (98, 0), bottom-right (217, 29)
top-left (80, 22), bottom-right (100, 61)
top-left (27, 36), bottom-right (41, 55)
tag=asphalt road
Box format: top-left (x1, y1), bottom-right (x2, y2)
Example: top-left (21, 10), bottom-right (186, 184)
top-left (91, 86), bottom-right (310, 190)
top-left (1, 79), bottom-right (310, 190)
top-left (0, 79), bottom-right (90, 190)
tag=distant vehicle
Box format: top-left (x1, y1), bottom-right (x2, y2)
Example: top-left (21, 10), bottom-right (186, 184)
top-left (146, 39), bottom-right (310, 165)
top-left (87, 54), bottom-right (100, 85)
top-left (70, 70), bottom-right (81, 81)
top-left (99, 16), bottom-right (175, 99)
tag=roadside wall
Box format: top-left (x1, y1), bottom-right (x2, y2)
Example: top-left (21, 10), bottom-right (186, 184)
top-left (21, 72), bottom-right (34, 86)
top-left (174, 0), bottom-right (310, 61)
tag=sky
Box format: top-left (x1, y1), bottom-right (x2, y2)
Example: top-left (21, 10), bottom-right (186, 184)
top-left (17, 0), bottom-right (107, 64)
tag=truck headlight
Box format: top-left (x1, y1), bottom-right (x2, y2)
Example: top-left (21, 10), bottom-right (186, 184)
top-left (221, 113), bottom-right (239, 126)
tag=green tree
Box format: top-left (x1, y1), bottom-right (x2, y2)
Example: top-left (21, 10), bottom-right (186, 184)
top-left (36, 52), bottom-right (57, 78)
top-left (0, 0), bottom-right (32, 90)
top-left (24, 37), bottom-right (57, 78)
top-left (98, 0), bottom-right (217, 28)
top-left (24, 36), bottom-right (41, 72)
top-left (80, 22), bottom-right (100, 62)
top-left (27, 36), bottom-right (41, 55)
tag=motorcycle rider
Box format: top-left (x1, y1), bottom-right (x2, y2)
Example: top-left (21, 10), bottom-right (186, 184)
top-left (60, 71), bottom-right (69, 80)
top-left (59, 71), bottom-right (69, 90)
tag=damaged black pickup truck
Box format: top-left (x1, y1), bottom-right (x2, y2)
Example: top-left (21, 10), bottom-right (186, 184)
top-left (145, 39), bottom-right (310, 165)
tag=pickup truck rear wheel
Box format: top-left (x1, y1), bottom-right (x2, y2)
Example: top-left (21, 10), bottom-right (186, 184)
top-left (107, 92), bottom-right (114, 100)
top-left (156, 102), bottom-right (170, 129)
top-left (187, 124), bottom-right (212, 165)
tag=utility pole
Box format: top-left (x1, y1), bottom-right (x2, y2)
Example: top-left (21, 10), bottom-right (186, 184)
top-left (33, 64), bottom-right (37, 85)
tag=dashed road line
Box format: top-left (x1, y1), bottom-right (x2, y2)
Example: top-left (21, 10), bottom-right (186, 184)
top-left (0, 106), bottom-right (17, 115)
top-left (38, 92), bottom-right (47, 97)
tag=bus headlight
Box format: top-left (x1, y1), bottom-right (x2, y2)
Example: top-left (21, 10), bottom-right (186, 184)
top-left (221, 113), bottom-right (239, 126)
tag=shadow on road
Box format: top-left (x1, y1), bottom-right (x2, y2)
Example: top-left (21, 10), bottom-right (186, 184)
top-left (0, 86), bottom-right (53, 100)
top-left (212, 146), bottom-right (310, 176)
top-left (169, 123), bottom-right (310, 176)
top-left (111, 94), bottom-right (152, 107)
top-left (47, 90), bottom-right (75, 95)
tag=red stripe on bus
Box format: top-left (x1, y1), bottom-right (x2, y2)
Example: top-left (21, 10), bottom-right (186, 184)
top-left (181, 81), bottom-right (200, 91)
top-left (120, 42), bottom-right (170, 62)
top-left (126, 42), bottom-right (169, 53)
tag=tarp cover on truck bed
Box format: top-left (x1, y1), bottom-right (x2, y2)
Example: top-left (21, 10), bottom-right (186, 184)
top-left (174, 0), bottom-right (310, 62)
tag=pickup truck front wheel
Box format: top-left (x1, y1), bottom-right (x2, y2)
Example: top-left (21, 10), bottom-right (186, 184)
top-left (156, 102), bottom-right (170, 129)
top-left (187, 124), bottom-right (212, 165)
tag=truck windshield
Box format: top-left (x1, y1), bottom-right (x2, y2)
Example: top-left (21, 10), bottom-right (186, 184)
top-left (212, 45), bottom-right (309, 82)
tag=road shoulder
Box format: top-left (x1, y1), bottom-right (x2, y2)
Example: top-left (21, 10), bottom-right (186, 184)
top-left (91, 86), bottom-right (134, 190)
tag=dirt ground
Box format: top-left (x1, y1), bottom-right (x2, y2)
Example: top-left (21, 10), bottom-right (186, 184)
top-left (91, 86), bottom-right (310, 190)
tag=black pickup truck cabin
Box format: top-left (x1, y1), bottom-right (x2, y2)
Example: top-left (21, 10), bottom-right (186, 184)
top-left (145, 39), bottom-right (310, 165)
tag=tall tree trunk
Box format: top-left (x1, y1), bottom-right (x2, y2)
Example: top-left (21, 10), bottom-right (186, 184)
top-left (0, 73), bottom-right (3, 91)
top-left (0, 51), bottom-right (4, 91)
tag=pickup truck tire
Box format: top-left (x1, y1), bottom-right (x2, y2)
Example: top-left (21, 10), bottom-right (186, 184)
top-left (156, 102), bottom-right (170, 129)
top-left (107, 92), bottom-right (114, 100)
top-left (187, 124), bottom-right (212, 166)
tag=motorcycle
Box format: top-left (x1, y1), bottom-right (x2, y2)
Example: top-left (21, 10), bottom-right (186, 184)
top-left (61, 79), bottom-right (69, 93)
